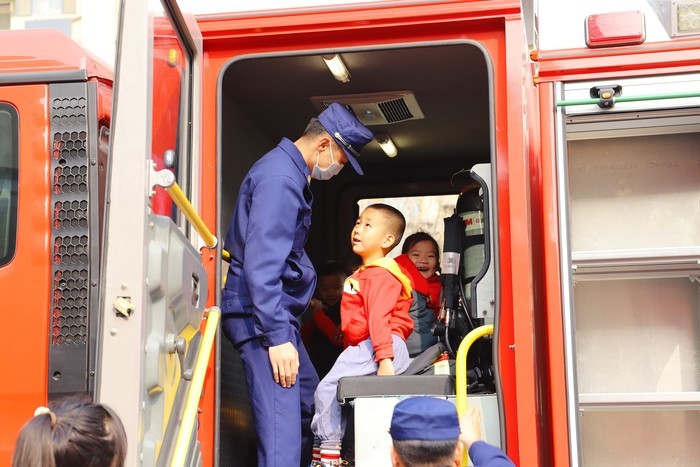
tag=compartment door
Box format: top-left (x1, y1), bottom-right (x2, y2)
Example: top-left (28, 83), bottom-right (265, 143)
top-left (554, 75), bottom-right (700, 467)
top-left (97, 1), bottom-right (207, 466)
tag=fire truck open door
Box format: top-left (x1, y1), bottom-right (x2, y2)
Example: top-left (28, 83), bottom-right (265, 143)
top-left (98, 1), bottom-right (213, 466)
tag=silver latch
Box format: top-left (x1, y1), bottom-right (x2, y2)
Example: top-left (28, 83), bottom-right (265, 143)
top-left (166, 335), bottom-right (192, 381)
top-left (148, 160), bottom-right (175, 197)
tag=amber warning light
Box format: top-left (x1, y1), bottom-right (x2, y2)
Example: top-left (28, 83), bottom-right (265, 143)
top-left (585, 10), bottom-right (646, 48)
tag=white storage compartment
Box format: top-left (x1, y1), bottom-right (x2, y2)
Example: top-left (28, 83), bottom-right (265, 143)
top-left (567, 132), bottom-right (700, 253)
top-left (574, 277), bottom-right (700, 395)
top-left (580, 410), bottom-right (700, 467)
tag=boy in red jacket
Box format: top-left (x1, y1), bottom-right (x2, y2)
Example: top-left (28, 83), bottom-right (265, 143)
top-left (311, 203), bottom-right (414, 466)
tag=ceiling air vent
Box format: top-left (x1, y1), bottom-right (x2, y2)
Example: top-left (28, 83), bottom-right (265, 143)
top-left (310, 91), bottom-right (425, 126)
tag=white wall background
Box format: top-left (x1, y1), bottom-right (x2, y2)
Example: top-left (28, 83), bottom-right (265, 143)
top-left (71, 1), bottom-right (680, 70)
top-left (80, 0), bottom-right (119, 67)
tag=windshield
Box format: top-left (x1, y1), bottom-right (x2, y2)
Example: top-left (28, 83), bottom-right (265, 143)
top-left (0, 104), bottom-right (18, 266)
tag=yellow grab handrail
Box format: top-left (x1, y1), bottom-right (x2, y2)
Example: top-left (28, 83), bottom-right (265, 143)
top-left (170, 307), bottom-right (220, 467)
top-left (455, 324), bottom-right (494, 466)
top-left (222, 248), bottom-right (231, 262)
top-left (455, 324), bottom-right (494, 415)
top-left (165, 182), bottom-right (217, 249)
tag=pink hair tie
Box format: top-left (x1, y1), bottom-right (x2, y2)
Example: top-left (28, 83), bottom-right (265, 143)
top-left (34, 406), bottom-right (58, 428)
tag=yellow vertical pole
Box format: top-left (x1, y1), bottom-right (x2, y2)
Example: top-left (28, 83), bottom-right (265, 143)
top-left (170, 308), bottom-right (220, 467)
top-left (455, 324), bottom-right (494, 466)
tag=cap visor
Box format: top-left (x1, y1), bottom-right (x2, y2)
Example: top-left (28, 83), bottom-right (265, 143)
top-left (343, 149), bottom-right (363, 175)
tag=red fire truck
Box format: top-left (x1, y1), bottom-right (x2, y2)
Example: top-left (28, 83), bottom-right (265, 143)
top-left (1, 0), bottom-right (698, 465)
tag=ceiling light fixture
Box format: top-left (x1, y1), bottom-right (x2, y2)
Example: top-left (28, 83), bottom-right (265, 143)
top-left (323, 54), bottom-right (351, 83)
top-left (376, 134), bottom-right (398, 158)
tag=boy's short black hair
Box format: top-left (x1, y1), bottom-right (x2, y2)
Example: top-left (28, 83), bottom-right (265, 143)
top-left (366, 203), bottom-right (406, 249)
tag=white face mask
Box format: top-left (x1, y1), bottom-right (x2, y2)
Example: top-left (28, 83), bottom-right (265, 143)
top-left (310, 144), bottom-right (343, 180)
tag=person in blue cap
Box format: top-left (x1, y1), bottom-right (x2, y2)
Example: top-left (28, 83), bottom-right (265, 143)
top-left (220, 103), bottom-right (373, 467)
top-left (390, 397), bottom-right (515, 467)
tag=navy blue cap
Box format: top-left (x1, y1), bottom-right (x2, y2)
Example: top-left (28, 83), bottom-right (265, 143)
top-left (390, 397), bottom-right (460, 441)
top-left (317, 103), bottom-right (373, 175)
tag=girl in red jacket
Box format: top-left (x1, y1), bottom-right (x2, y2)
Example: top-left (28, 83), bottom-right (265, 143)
top-left (395, 232), bottom-right (442, 357)
top-left (401, 232), bottom-right (441, 315)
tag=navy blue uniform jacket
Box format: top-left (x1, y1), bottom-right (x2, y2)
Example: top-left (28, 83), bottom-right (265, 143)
top-left (470, 441), bottom-right (516, 467)
top-left (222, 138), bottom-right (316, 347)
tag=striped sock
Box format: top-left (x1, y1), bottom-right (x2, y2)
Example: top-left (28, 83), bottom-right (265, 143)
top-left (320, 448), bottom-right (341, 466)
top-left (312, 446), bottom-right (322, 462)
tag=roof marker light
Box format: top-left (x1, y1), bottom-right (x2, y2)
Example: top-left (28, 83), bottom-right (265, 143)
top-left (585, 10), bottom-right (646, 48)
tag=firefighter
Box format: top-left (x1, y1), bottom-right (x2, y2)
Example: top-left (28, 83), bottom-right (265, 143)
top-left (221, 103), bottom-right (372, 467)
top-left (389, 397), bottom-right (515, 467)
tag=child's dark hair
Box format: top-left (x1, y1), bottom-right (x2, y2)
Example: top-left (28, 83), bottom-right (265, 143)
top-left (12, 396), bottom-right (127, 467)
top-left (366, 203), bottom-right (406, 249)
top-left (317, 260), bottom-right (347, 278)
top-left (401, 232), bottom-right (440, 261)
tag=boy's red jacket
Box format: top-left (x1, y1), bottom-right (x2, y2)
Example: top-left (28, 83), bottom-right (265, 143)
top-left (341, 257), bottom-right (413, 362)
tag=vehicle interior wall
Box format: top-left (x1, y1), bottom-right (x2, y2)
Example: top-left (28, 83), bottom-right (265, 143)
top-left (219, 42), bottom-right (492, 267)
top-left (220, 99), bottom-right (276, 233)
top-left (218, 92), bottom-right (272, 467)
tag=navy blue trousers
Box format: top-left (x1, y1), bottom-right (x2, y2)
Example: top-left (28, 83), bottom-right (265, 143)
top-left (237, 328), bottom-right (319, 467)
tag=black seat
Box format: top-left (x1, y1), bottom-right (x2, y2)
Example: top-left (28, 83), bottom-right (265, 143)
top-left (403, 342), bottom-right (446, 375)
top-left (337, 375), bottom-right (455, 404)
top-left (336, 342), bottom-right (454, 404)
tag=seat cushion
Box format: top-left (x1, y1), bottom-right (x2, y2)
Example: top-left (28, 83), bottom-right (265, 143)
top-left (337, 375), bottom-right (455, 404)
